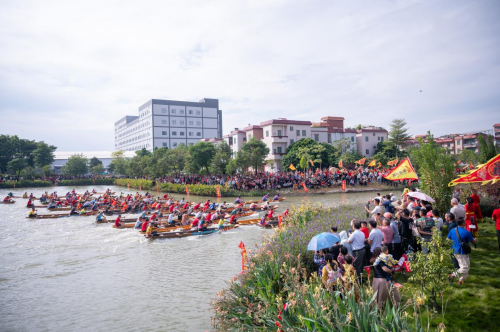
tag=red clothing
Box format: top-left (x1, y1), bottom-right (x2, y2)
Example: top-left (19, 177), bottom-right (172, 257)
top-left (169, 205), bottom-right (175, 213)
top-left (229, 215), bottom-right (236, 224)
top-left (470, 194), bottom-right (483, 219)
top-left (465, 203), bottom-right (479, 233)
top-left (282, 210), bottom-right (289, 217)
top-left (114, 217), bottom-right (121, 227)
top-left (183, 203), bottom-right (189, 209)
top-left (194, 203), bottom-right (200, 209)
top-left (191, 219), bottom-right (199, 227)
top-left (206, 213), bottom-right (212, 222)
top-left (493, 208), bottom-right (500, 231)
top-left (360, 227), bottom-right (369, 239)
top-left (141, 221), bottom-right (148, 232)
top-left (267, 210), bottom-right (274, 218)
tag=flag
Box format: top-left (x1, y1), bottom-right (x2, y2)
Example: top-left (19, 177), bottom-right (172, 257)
top-left (387, 158), bottom-right (399, 166)
top-left (368, 159), bottom-right (376, 167)
top-left (185, 187), bottom-right (189, 195)
top-left (238, 241), bottom-right (250, 271)
top-left (216, 186), bottom-right (221, 198)
top-left (302, 182), bottom-right (308, 192)
top-left (127, 181), bottom-right (130, 189)
top-left (383, 158), bottom-right (419, 181)
top-left (278, 216), bottom-right (283, 229)
top-left (338, 159), bottom-right (343, 168)
top-left (355, 158), bottom-right (366, 165)
top-left (156, 184), bottom-right (159, 192)
top-left (377, 162), bottom-right (383, 169)
top-left (289, 164), bottom-right (296, 171)
top-left (342, 180), bottom-right (346, 191)
top-left (449, 153), bottom-right (500, 186)
top-left (469, 162), bottom-right (474, 169)
top-left (309, 159), bottom-right (314, 167)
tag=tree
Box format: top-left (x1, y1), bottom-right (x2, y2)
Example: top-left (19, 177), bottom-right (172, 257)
top-left (332, 137), bottom-right (353, 155)
top-left (62, 154), bottom-right (88, 176)
top-left (410, 132), bottom-right (455, 214)
top-left (7, 158), bottom-right (28, 179)
top-left (299, 155), bottom-right (308, 171)
top-left (338, 149), bottom-right (364, 167)
top-left (478, 134), bottom-right (489, 163)
top-left (487, 135), bottom-right (497, 160)
top-left (226, 159), bottom-right (238, 175)
top-left (135, 148), bottom-right (152, 158)
top-left (32, 141), bottom-right (56, 168)
top-left (41, 165), bottom-right (52, 177)
top-left (88, 156), bottom-right (103, 168)
top-left (387, 119), bottom-right (410, 158)
top-left (210, 141), bottom-right (233, 174)
top-left (91, 164), bottom-right (105, 175)
top-left (459, 149), bottom-right (478, 165)
top-left (239, 138), bottom-right (269, 174)
top-left (128, 155), bottom-right (150, 177)
top-left (148, 147), bottom-right (170, 177)
top-left (109, 150), bottom-right (129, 175)
top-left (282, 138), bottom-right (337, 169)
top-left (188, 142), bottom-right (216, 174)
top-left (168, 144), bottom-right (190, 174)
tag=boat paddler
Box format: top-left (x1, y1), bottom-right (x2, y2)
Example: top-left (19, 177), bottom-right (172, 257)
top-left (262, 193), bottom-right (269, 202)
top-left (273, 194), bottom-right (280, 201)
top-left (115, 215), bottom-right (122, 227)
top-left (267, 209), bottom-right (274, 219)
top-left (218, 218), bottom-right (225, 229)
top-left (23, 192), bottom-right (28, 198)
top-left (26, 199), bottom-right (33, 208)
top-left (235, 197), bottom-right (242, 204)
top-left (96, 212), bottom-right (104, 222)
top-left (203, 200), bottom-right (210, 209)
top-left (7, 192), bottom-right (13, 197)
top-left (28, 208), bottom-right (37, 218)
top-left (282, 209), bottom-right (289, 218)
top-left (3, 196), bottom-right (12, 203)
top-left (229, 215), bottom-right (237, 224)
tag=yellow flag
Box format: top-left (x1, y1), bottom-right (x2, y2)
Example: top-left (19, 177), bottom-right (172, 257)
top-left (383, 158), bottom-right (419, 181)
top-left (338, 159), bottom-right (343, 168)
top-left (289, 164), bottom-right (296, 171)
top-left (368, 159), bottom-right (376, 167)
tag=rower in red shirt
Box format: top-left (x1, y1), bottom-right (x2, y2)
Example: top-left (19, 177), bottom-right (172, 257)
top-left (141, 220), bottom-right (149, 232)
top-left (191, 218), bottom-right (199, 229)
top-left (282, 209), bottom-right (289, 218)
top-left (26, 199), bottom-right (33, 208)
top-left (267, 209), bottom-right (274, 219)
top-left (193, 202), bottom-right (201, 210)
top-left (183, 202), bottom-right (189, 210)
top-left (206, 212), bottom-right (212, 223)
top-left (169, 204), bottom-right (175, 213)
top-left (229, 215), bottom-right (237, 224)
top-left (115, 215), bottom-right (122, 227)
top-left (203, 200), bottom-right (210, 208)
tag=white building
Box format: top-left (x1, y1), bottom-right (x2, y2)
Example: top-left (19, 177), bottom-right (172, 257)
top-left (260, 118), bottom-right (313, 172)
top-left (114, 98), bottom-right (223, 151)
top-left (51, 151), bottom-right (136, 172)
top-left (356, 127), bottom-right (388, 157)
top-left (224, 128), bottom-right (247, 157)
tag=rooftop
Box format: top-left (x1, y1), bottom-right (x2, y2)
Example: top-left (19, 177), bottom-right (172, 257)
top-left (260, 118), bottom-right (312, 126)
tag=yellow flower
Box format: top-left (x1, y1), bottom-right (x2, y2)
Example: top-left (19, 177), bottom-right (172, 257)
top-left (347, 312), bottom-right (353, 322)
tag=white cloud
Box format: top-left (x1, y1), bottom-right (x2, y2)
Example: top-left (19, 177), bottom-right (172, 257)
top-left (0, 0), bottom-right (499, 150)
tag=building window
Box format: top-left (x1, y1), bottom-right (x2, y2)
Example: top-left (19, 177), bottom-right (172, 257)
top-left (179, 110), bottom-right (184, 115)
top-left (266, 130), bottom-right (269, 137)
top-left (171, 109), bottom-right (176, 114)
top-left (365, 136), bottom-right (368, 142)
top-left (173, 142), bottom-right (178, 147)
top-left (234, 138), bottom-right (237, 144)
top-left (381, 137), bottom-right (384, 142)
top-left (196, 121), bottom-right (201, 125)
top-left (196, 132), bottom-right (201, 137)
top-left (196, 110), bottom-right (201, 115)
top-left (248, 134), bottom-right (252, 139)
top-left (277, 130), bottom-right (282, 136)
top-left (302, 130), bottom-right (306, 136)
top-left (180, 120), bottom-right (185, 125)
top-left (163, 142), bottom-right (167, 147)
top-left (277, 147), bottom-right (282, 153)
top-left (290, 139), bottom-right (294, 144)
top-left (373, 146), bottom-right (376, 150)
top-left (378, 137), bottom-right (381, 141)
top-left (314, 134), bottom-right (319, 141)
top-left (180, 131), bottom-right (185, 136)
top-left (372, 133), bottom-right (375, 136)
top-left (162, 131), bottom-right (167, 135)
top-left (351, 136), bottom-right (354, 142)
top-left (188, 121), bottom-right (193, 126)
top-left (457, 140), bottom-right (461, 145)
top-left (189, 132), bottom-right (193, 136)
top-left (172, 131), bottom-right (177, 136)
top-left (162, 120), bottom-right (167, 125)
top-left (296, 130), bottom-right (300, 136)
top-left (290, 126), bottom-right (294, 131)
top-left (161, 108), bottom-right (167, 114)
top-left (172, 120), bottom-right (177, 125)
top-left (366, 149), bottom-right (369, 155)
top-left (188, 109), bottom-right (193, 115)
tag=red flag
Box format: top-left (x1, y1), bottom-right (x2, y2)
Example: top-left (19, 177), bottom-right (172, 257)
top-left (302, 182), bottom-right (308, 192)
top-left (338, 159), bottom-right (343, 168)
top-left (185, 187), bottom-right (189, 195)
top-left (278, 216), bottom-right (283, 229)
top-left (238, 241), bottom-right (249, 271)
top-left (216, 186), bottom-right (221, 198)
top-left (403, 261), bottom-right (411, 273)
top-left (156, 184), bottom-right (159, 192)
top-left (364, 266), bottom-right (371, 280)
top-left (342, 180), bottom-right (346, 191)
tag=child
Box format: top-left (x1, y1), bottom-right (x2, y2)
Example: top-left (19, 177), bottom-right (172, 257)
top-left (373, 245), bottom-right (398, 285)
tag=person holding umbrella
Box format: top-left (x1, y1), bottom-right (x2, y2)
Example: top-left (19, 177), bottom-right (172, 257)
top-left (308, 232), bottom-right (341, 278)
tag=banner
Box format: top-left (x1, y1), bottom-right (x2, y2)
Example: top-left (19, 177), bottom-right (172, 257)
top-left (302, 182), bottom-right (308, 192)
top-left (289, 164), bottom-right (296, 171)
top-left (377, 162), bottom-right (383, 169)
top-left (127, 181), bottom-right (129, 189)
top-left (383, 158), bottom-right (419, 181)
top-left (156, 184), bottom-right (159, 193)
top-left (278, 216), bottom-right (283, 229)
top-left (368, 159), bottom-right (376, 167)
top-left (185, 187), bottom-right (189, 195)
top-left (449, 153), bottom-right (500, 186)
top-left (338, 159), bottom-right (343, 168)
top-left (309, 159), bottom-right (314, 167)
top-left (342, 180), bottom-right (346, 191)
top-left (387, 158), bottom-right (399, 166)
top-left (238, 241), bottom-right (250, 271)
top-left (139, 184), bottom-right (141, 191)
top-left (216, 186), bottom-right (221, 198)
top-left (355, 158), bottom-right (366, 165)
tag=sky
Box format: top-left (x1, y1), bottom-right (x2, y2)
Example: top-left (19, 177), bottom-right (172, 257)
top-left (0, 0), bottom-right (499, 151)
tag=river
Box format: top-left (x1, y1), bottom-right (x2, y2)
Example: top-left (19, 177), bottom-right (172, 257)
top-left (0, 185), bottom-right (380, 332)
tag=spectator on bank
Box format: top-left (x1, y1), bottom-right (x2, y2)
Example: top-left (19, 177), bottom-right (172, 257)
top-left (447, 218), bottom-right (476, 285)
top-left (348, 221), bottom-right (366, 278)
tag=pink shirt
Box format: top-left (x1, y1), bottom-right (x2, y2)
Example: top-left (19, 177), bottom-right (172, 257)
top-left (380, 226), bottom-right (394, 244)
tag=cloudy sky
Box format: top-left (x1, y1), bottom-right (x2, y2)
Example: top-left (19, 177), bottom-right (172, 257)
top-left (0, 0), bottom-right (499, 151)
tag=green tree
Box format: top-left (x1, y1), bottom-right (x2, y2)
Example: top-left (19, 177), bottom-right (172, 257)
top-left (148, 147), bottom-right (170, 177)
top-left (332, 137), bottom-right (353, 155)
top-left (459, 149), bottom-right (478, 165)
top-left (225, 158), bottom-right (238, 175)
top-left (478, 134), bottom-right (489, 163)
top-left (21, 167), bottom-right (37, 180)
top-left (410, 229), bottom-right (454, 310)
top-left (168, 144), bottom-right (190, 174)
top-left (239, 138), bottom-right (269, 174)
top-left (487, 135), bottom-right (497, 160)
top-left (283, 138), bottom-right (337, 169)
top-left (41, 165), bottom-right (52, 177)
top-left (210, 141), bottom-right (232, 174)
top-left (128, 155), bottom-right (150, 177)
top-left (387, 119), bottom-right (410, 158)
top-left (7, 158), bottom-right (28, 179)
top-left (135, 148), bottom-right (152, 158)
top-left (339, 149), bottom-right (364, 167)
top-left (109, 150), bottom-right (129, 175)
top-left (299, 155), bottom-right (308, 171)
top-left (62, 154), bottom-right (89, 176)
top-left (32, 141), bottom-right (56, 168)
top-left (410, 132), bottom-right (455, 214)
top-left (188, 142), bottom-right (216, 174)
top-left (370, 151), bottom-right (389, 166)
top-left (91, 164), bottom-right (105, 175)
top-left (88, 156), bottom-right (103, 168)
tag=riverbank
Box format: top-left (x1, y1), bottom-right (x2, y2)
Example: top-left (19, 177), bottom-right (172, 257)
top-left (0, 179), bottom-right (115, 188)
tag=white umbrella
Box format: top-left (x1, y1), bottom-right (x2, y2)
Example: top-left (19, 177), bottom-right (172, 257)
top-left (407, 191), bottom-right (434, 202)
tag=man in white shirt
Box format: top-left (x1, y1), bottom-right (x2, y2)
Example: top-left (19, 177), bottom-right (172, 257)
top-left (348, 220), bottom-right (366, 278)
top-left (368, 220), bottom-right (383, 254)
top-left (365, 198), bottom-right (383, 220)
top-left (450, 198), bottom-right (466, 220)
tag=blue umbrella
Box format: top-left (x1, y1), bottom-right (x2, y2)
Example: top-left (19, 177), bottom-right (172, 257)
top-left (307, 232), bottom-right (341, 251)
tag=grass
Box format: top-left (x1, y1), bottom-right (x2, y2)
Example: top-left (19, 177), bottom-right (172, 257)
top-left (399, 218), bottom-right (500, 331)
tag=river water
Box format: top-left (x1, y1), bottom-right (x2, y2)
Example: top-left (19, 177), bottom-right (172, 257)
top-left (0, 185), bottom-right (379, 332)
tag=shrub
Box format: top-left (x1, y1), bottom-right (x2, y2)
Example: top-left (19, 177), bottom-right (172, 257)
top-left (57, 179), bottom-right (115, 186)
top-left (0, 180), bottom-right (53, 188)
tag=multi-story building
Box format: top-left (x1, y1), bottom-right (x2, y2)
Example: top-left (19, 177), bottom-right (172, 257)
top-left (435, 137), bottom-right (456, 154)
top-left (453, 132), bottom-right (489, 154)
top-left (224, 128), bottom-right (247, 157)
top-left (494, 123), bottom-right (500, 147)
top-left (243, 125), bottom-right (264, 142)
top-left (260, 118), bottom-right (313, 171)
top-left (312, 117), bottom-right (357, 152)
top-left (356, 126), bottom-right (389, 157)
top-left (114, 98), bottom-right (222, 151)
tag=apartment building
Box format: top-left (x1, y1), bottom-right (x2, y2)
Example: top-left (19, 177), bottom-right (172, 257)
top-left (224, 128), bottom-right (246, 157)
top-left (114, 98), bottom-right (223, 151)
top-left (494, 123), bottom-right (500, 147)
top-left (435, 137), bottom-right (455, 154)
top-left (356, 126), bottom-right (389, 157)
top-left (312, 117), bottom-right (357, 152)
top-left (453, 133), bottom-right (489, 154)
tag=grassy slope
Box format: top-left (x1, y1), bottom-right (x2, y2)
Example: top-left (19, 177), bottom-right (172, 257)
top-left (398, 218), bottom-right (500, 331)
